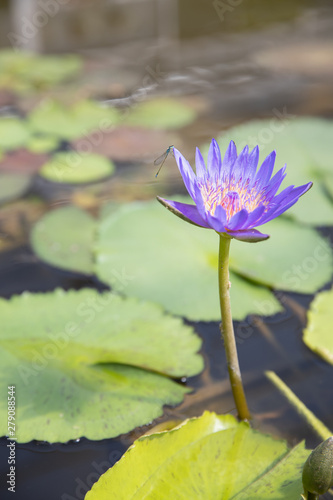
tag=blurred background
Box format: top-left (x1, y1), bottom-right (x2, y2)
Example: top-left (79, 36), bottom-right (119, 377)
top-left (1, 0), bottom-right (333, 118)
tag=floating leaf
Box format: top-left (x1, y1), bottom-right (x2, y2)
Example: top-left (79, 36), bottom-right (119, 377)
top-left (39, 151), bottom-right (115, 184)
top-left (85, 412), bottom-right (309, 500)
top-left (95, 201), bottom-right (331, 318)
top-left (31, 206), bottom-right (96, 274)
top-left (0, 117), bottom-right (31, 151)
top-left (212, 117), bottom-right (333, 226)
top-left (0, 173), bottom-right (31, 205)
top-left (29, 100), bottom-right (120, 141)
top-left (0, 288), bottom-right (203, 442)
top-left (0, 50), bottom-right (82, 92)
top-left (230, 217), bottom-right (333, 294)
top-left (303, 288), bottom-right (333, 365)
top-left (124, 98), bottom-right (197, 129)
top-left (27, 135), bottom-right (60, 154)
top-left (31, 200), bottom-right (333, 321)
top-left (31, 203), bottom-right (281, 321)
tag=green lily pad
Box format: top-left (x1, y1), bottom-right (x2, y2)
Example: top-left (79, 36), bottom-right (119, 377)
top-left (29, 100), bottom-right (120, 141)
top-left (95, 201), bottom-right (329, 320)
top-left (0, 117), bottom-right (31, 151)
top-left (303, 288), bottom-right (333, 365)
top-left (0, 173), bottom-right (31, 205)
top-left (124, 98), bottom-right (197, 129)
top-left (31, 206), bottom-right (96, 274)
top-left (213, 117), bottom-right (333, 226)
top-left (0, 50), bottom-right (82, 92)
top-left (39, 151), bottom-right (115, 184)
top-left (31, 200), bottom-right (332, 321)
top-left (85, 412), bottom-right (309, 500)
top-left (31, 203), bottom-right (281, 321)
top-left (230, 217), bottom-right (333, 294)
top-left (27, 135), bottom-right (60, 154)
top-left (0, 288), bottom-right (203, 442)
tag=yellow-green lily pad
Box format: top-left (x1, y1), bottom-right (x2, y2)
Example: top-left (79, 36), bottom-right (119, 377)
top-left (0, 288), bottom-right (203, 443)
top-left (0, 50), bottom-right (82, 92)
top-left (94, 201), bottom-right (283, 321)
top-left (303, 287), bottom-right (333, 365)
top-left (30, 200), bottom-right (332, 321)
top-left (31, 206), bottom-right (96, 274)
top-left (124, 98), bottom-right (197, 129)
top-left (230, 217), bottom-right (332, 294)
top-left (0, 117), bottom-right (31, 151)
top-left (27, 135), bottom-right (60, 154)
top-left (39, 151), bottom-right (115, 184)
top-left (0, 173), bottom-right (31, 205)
top-left (85, 412), bottom-right (310, 500)
top-left (29, 99), bottom-right (120, 141)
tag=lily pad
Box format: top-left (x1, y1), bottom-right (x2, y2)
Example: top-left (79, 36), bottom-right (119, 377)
top-left (230, 217), bottom-right (333, 294)
top-left (94, 201), bottom-right (329, 320)
top-left (124, 98), bottom-right (197, 130)
top-left (31, 202), bottom-right (282, 321)
top-left (27, 135), bottom-right (60, 154)
top-left (303, 288), bottom-right (333, 365)
top-left (31, 206), bottom-right (96, 274)
top-left (31, 200), bottom-right (332, 321)
top-left (0, 50), bottom-right (82, 92)
top-left (29, 100), bottom-right (120, 141)
top-left (39, 151), bottom-right (115, 184)
top-left (213, 117), bottom-right (333, 226)
top-left (85, 412), bottom-right (309, 500)
top-left (0, 173), bottom-right (31, 205)
top-left (0, 117), bottom-right (31, 151)
top-left (0, 288), bottom-right (203, 442)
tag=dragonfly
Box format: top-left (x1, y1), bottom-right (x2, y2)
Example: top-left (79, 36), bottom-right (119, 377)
top-left (154, 145), bottom-right (174, 178)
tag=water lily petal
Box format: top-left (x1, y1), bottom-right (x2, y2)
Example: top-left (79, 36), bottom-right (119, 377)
top-left (226, 228), bottom-right (270, 242)
top-left (244, 145), bottom-right (259, 181)
top-left (173, 148), bottom-right (196, 198)
top-left (207, 139), bottom-right (222, 177)
top-left (222, 140), bottom-right (237, 175)
top-left (193, 183), bottom-right (210, 222)
top-left (246, 204), bottom-right (266, 227)
top-left (230, 145), bottom-right (249, 183)
top-left (260, 182), bottom-right (313, 224)
top-left (264, 166), bottom-right (287, 199)
top-left (195, 147), bottom-right (207, 180)
top-left (227, 209), bottom-right (249, 230)
top-left (254, 150), bottom-right (276, 189)
top-left (156, 197), bottom-right (210, 228)
top-left (206, 204), bottom-right (227, 232)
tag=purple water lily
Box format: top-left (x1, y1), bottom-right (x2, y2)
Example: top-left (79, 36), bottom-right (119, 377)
top-left (157, 139), bottom-right (312, 242)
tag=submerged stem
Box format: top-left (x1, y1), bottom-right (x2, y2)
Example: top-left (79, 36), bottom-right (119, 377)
top-left (218, 235), bottom-right (251, 421)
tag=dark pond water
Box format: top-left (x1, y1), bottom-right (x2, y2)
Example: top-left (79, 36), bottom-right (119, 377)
top-left (1, 1), bottom-right (333, 499)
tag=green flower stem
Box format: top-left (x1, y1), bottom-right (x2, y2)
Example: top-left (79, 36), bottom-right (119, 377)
top-left (218, 235), bottom-right (251, 421)
top-left (304, 493), bottom-right (319, 500)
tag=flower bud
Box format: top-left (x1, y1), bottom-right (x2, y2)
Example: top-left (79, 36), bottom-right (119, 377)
top-left (302, 437), bottom-right (333, 495)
